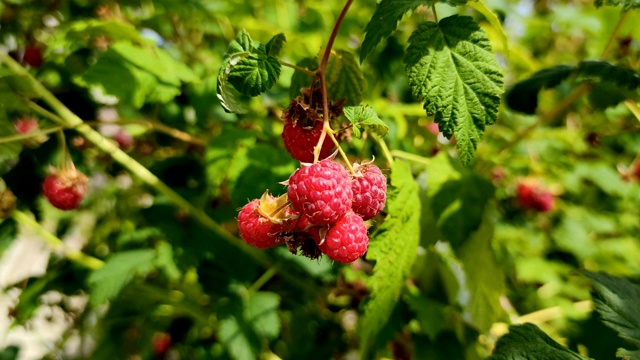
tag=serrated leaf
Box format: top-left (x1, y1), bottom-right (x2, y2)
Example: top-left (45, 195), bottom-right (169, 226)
top-left (467, 0), bottom-right (509, 56)
top-left (360, 161), bottom-right (420, 358)
top-left (404, 15), bottom-right (504, 165)
top-left (585, 272), bottom-right (640, 347)
top-left (266, 33), bottom-right (286, 56)
top-left (343, 105), bottom-right (389, 138)
top-left (227, 53), bottom-right (281, 97)
top-left (217, 61), bottom-right (251, 114)
top-left (360, 0), bottom-right (432, 63)
top-left (426, 152), bottom-right (495, 248)
top-left (507, 61), bottom-right (640, 114)
top-left (246, 292), bottom-right (281, 339)
top-left (87, 249), bottom-right (156, 306)
top-left (488, 323), bottom-right (589, 360)
top-left (289, 57), bottom-right (318, 98)
top-left (325, 50), bottom-right (366, 106)
top-left (594, 0), bottom-right (640, 10)
top-left (228, 29), bottom-right (254, 53)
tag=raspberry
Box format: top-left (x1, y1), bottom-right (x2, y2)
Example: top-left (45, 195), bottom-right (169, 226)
top-left (282, 116), bottom-right (334, 163)
top-left (351, 164), bottom-right (387, 220)
top-left (317, 211), bottom-right (368, 263)
top-left (237, 198), bottom-right (287, 249)
top-left (517, 182), bottom-right (554, 212)
top-left (113, 130), bottom-right (134, 150)
top-left (23, 46), bottom-right (43, 68)
top-left (42, 168), bottom-right (88, 210)
top-left (14, 118), bottom-right (39, 134)
top-left (287, 159), bottom-right (353, 225)
top-left (152, 332), bottom-right (172, 357)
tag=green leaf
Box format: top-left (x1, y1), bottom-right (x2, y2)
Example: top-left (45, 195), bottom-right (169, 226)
top-left (0, 219), bottom-right (17, 256)
top-left (426, 152), bottom-right (495, 248)
top-left (75, 42), bottom-right (196, 108)
top-left (617, 349), bottom-right (640, 360)
top-left (0, 346), bottom-right (19, 360)
top-left (456, 213), bottom-right (505, 332)
top-left (360, 161), bottom-right (421, 358)
top-left (227, 53), bottom-right (281, 97)
top-left (266, 33), bottom-right (286, 56)
top-left (217, 63), bottom-right (251, 114)
top-left (218, 292), bottom-right (281, 360)
top-left (488, 323), bottom-right (589, 359)
top-left (403, 286), bottom-right (450, 340)
top-left (325, 49), bottom-right (366, 106)
top-left (228, 29), bottom-right (254, 53)
top-left (585, 272), bottom-right (640, 347)
top-left (87, 249), bottom-right (156, 306)
top-left (289, 57), bottom-right (318, 98)
top-left (360, 0), bottom-right (432, 63)
top-left (506, 61), bottom-right (640, 114)
top-left (155, 241), bottom-right (181, 281)
top-left (594, 0), bottom-right (640, 10)
top-left (0, 121), bottom-right (21, 175)
top-left (404, 15), bottom-right (504, 165)
top-left (343, 105), bottom-right (389, 138)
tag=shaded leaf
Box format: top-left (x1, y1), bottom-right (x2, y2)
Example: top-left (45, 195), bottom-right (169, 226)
top-left (0, 219), bottom-right (17, 256)
top-left (426, 152), bottom-right (495, 248)
top-left (360, 161), bottom-right (421, 358)
top-left (488, 323), bottom-right (589, 360)
top-left (403, 286), bottom-right (450, 340)
top-left (87, 249), bottom-right (156, 306)
top-left (585, 272), bottom-right (640, 347)
top-left (360, 0), bottom-right (432, 62)
top-left (404, 15), bottom-right (504, 165)
top-left (266, 33), bottom-right (286, 56)
top-left (325, 50), bottom-right (366, 106)
top-left (156, 241), bottom-right (181, 281)
top-left (617, 349), bottom-right (640, 360)
top-left (289, 57), bottom-right (318, 98)
top-left (343, 105), bottom-right (389, 138)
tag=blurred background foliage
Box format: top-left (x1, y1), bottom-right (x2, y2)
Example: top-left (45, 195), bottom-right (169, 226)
top-left (0, 0), bottom-right (639, 359)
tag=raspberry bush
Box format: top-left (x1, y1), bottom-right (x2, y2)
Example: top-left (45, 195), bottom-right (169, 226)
top-left (1, 0), bottom-right (640, 359)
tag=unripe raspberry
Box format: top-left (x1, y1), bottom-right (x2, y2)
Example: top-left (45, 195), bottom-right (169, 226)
top-left (351, 164), bottom-right (387, 220)
top-left (14, 118), bottom-right (38, 134)
top-left (237, 198), bottom-right (286, 249)
top-left (287, 159), bottom-right (352, 225)
top-left (42, 168), bottom-right (88, 210)
top-left (318, 211), bottom-right (368, 263)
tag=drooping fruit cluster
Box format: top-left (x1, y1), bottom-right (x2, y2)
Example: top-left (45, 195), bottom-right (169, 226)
top-left (237, 159), bottom-right (387, 264)
top-left (42, 167), bottom-right (88, 210)
top-left (281, 87), bottom-right (344, 163)
top-left (517, 182), bottom-right (554, 212)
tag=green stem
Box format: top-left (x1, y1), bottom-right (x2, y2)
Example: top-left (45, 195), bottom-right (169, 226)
top-left (0, 126), bottom-right (63, 144)
top-left (248, 265), bottom-right (280, 293)
top-left (372, 134), bottom-right (394, 165)
top-left (326, 125), bottom-right (356, 173)
top-left (26, 100), bottom-right (66, 124)
top-left (280, 60), bottom-right (316, 76)
top-left (625, 99), bottom-right (640, 122)
top-left (390, 150), bottom-right (431, 166)
top-left (600, 11), bottom-right (629, 60)
top-left (431, 4), bottom-right (439, 23)
top-left (12, 210), bottom-right (104, 270)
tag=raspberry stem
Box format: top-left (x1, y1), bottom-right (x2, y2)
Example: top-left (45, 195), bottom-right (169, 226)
top-left (313, 0), bottom-right (354, 168)
top-left (0, 125), bottom-right (62, 144)
top-left (324, 123), bottom-right (356, 174)
top-left (13, 209), bottom-right (104, 270)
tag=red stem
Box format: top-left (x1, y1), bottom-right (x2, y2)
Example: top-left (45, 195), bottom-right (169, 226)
top-left (313, 0), bottom-right (354, 163)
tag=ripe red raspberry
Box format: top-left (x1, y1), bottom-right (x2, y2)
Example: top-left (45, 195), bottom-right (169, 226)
top-left (23, 46), bottom-right (44, 68)
top-left (237, 199), bottom-right (286, 249)
top-left (152, 332), bottom-right (172, 357)
top-left (634, 162), bottom-right (640, 181)
top-left (352, 164), bottom-right (387, 220)
top-left (517, 182), bottom-right (554, 212)
top-left (282, 118), bottom-right (334, 163)
top-left (317, 211), bottom-right (368, 263)
top-left (14, 118), bottom-right (39, 134)
top-left (287, 159), bottom-right (352, 225)
top-left (42, 168), bottom-right (88, 210)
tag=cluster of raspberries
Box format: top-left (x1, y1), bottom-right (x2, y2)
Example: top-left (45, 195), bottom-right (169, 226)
top-left (237, 89), bottom-right (387, 263)
top-left (238, 159), bottom-right (387, 263)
